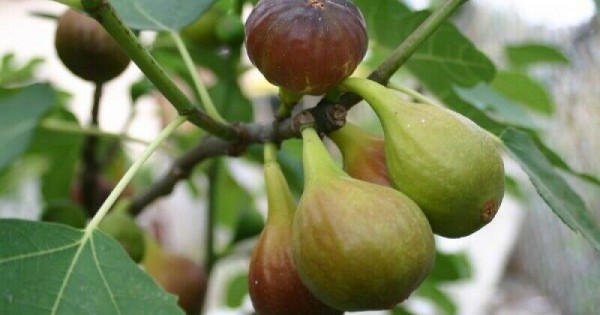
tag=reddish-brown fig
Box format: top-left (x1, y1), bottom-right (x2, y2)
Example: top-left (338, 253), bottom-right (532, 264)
top-left (143, 236), bottom-right (207, 315)
top-left (245, 0), bottom-right (368, 95)
top-left (248, 144), bottom-right (342, 315)
top-left (328, 123), bottom-right (392, 186)
top-left (55, 9), bottom-right (130, 83)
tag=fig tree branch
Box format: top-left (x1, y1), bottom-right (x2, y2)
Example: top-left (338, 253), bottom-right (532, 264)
top-left (81, 83), bottom-right (103, 216)
top-left (81, 0), bottom-right (238, 140)
top-left (127, 0), bottom-right (467, 214)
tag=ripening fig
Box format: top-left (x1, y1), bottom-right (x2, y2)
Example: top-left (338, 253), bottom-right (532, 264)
top-left (55, 9), bottom-right (130, 83)
top-left (292, 128), bottom-right (435, 311)
top-left (328, 123), bottom-right (392, 186)
top-left (341, 77), bottom-right (505, 238)
top-left (99, 211), bottom-right (146, 263)
top-left (143, 235), bottom-right (207, 315)
top-left (245, 0), bottom-right (368, 95)
top-left (248, 144), bottom-right (342, 315)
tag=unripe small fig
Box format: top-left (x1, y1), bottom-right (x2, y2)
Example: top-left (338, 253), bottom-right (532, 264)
top-left (215, 14), bottom-right (245, 46)
top-left (328, 123), bottom-right (391, 186)
top-left (99, 211), bottom-right (146, 263)
top-left (248, 144), bottom-right (342, 315)
top-left (142, 235), bottom-right (207, 315)
top-left (245, 0), bottom-right (368, 95)
top-left (293, 128), bottom-right (435, 311)
top-left (55, 9), bottom-right (130, 83)
top-left (41, 200), bottom-right (87, 229)
top-left (341, 78), bottom-right (505, 238)
top-left (181, 9), bottom-right (221, 48)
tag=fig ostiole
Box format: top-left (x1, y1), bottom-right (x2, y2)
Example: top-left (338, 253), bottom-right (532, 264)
top-left (245, 0), bottom-right (368, 95)
top-left (340, 77), bottom-right (505, 238)
top-left (248, 143), bottom-right (342, 315)
top-left (292, 127), bottom-right (435, 311)
top-left (55, 9), bottom-right (130, 83)
top-left (328, 122), bottom-right (392, 186)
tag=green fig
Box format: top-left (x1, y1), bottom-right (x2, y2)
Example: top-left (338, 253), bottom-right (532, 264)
top-left (143, 235), bottom-right (207, 315)
top-left (292, 128), bottom-right (435, 311)
top-left (41, 200), bottom-right (87, 229)
top-left (99, 211), bottom-right (146, 263)
top-left (328, 123), bottom-right (392, 186)
top-left (341, 77), bottom-right (505, 238)
top-left (248, 144), bottom-right (342, 315)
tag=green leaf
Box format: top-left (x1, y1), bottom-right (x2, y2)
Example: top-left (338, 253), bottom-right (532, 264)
top-left (27, 109), bottom-right (85, 201)
top-left (0, 219), bottom-right (184, 315)
top-left (454, 83), bottom-right (535, 128)
top-left (505, 43), bottom-right (569, 68)
top-left (428, 251), bottom-right (471, 283)
top-left (529, 133), bottom-right (600, 187)
top-left (225, 272), bottom-right (248, 308)
top-left (214, 161), bottom-right (255, 230)
top-left (416, 280), bottom-right (457, 315)
top-left (0, 83), bottom-right (55, 171)
top-left (0, 53), bottom-right (44, 86)
top-left (354, 0), bottom-right (411, 41)
top-left (112, 0), bottom-right (215, 31)
top-left (501, 128), bottom-right (600, 251)
top-left (491, 71), bottom-right (554, 114)
top-left (392, 307), bottom-right (418, 315)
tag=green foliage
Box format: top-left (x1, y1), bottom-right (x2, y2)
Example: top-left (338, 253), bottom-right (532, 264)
top-left (111, 0), bottom-right (216, 31)
top-left (0, 219), bottom-right (184, 315)
top-left (0, 83), bottom-right (56, 171)
top-left (0, 53), bottom-right (43, 86)
top-left (225, 273), bottom-right (249, 308)
top-left (491, 71), bottom-right (554, 114)
top-left (505, 43), bottom-right (569, 68)
top-left (501, 128), bottom-right (600, 251)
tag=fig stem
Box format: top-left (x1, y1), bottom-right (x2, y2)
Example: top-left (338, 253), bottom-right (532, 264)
top-left (263, 144), bottom-right (295, 224)
top-left (81, 83), bottom-right (103, 216)
top-left (387, 82), bottom-right (443, 108)
top-left (301, 127), bottom-right (345, 181)
top-left (170, 31), bottom-right (226, 123)
top-left (81, 1), bottom-right (238, 140)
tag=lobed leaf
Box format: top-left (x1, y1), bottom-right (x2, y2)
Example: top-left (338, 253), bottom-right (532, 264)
top-left (111, 0), bottom-right (215, 31)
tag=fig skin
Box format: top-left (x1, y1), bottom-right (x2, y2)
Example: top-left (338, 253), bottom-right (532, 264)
top-left (341, 78), bottom-right (505, 238)
top-left (328, 123), bottom-right (392, 186)
top-left (293, 128), bottom-right (435, 311)
top-left (55, 9), bottom-right (130, 83)
top-left (142, 235), bottom-right (207, 315)
top-left (245, 0), bottom-right (368, 95)
top-left (99, 211), bottom-right (146, 263)
top-left (248, 144), bottom-right (342, 315)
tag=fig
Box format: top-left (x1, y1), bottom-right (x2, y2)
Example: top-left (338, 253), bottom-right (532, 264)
top-left (55, 9), bottom-right (130, 83)
top-left (142, 235), bottom-right (207, 315)
top-left (181, 9), bottom-right (221, 48)
top-left (248, 144), bottom-right (342, 315)
top-left (292, 127), bottom-right (435, 311)
top-left (99, 211), bottom-right (146, 263)
top-left (328, 123), bottom-right (392, 186)
top-left (341, 77), bottom-right (505, 238)
top-left (41, 200), bottom-right (87, 229)
top-left (245, 0), bottom-right (368, 95)
top-left (215, 13), bottom-right (245, 47)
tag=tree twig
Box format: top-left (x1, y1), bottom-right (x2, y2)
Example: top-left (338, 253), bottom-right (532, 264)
top-left (81, 83), bottom-right (103, 216)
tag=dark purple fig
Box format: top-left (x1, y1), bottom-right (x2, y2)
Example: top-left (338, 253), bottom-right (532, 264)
top-left (55, 9), bottom-right (130, 83)
top-left (328, 123), bottom-right (392, 186)
top-left (245, 0), bottom-right (368, 95)
top-left (248, 144), bottom-right (342, 315)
